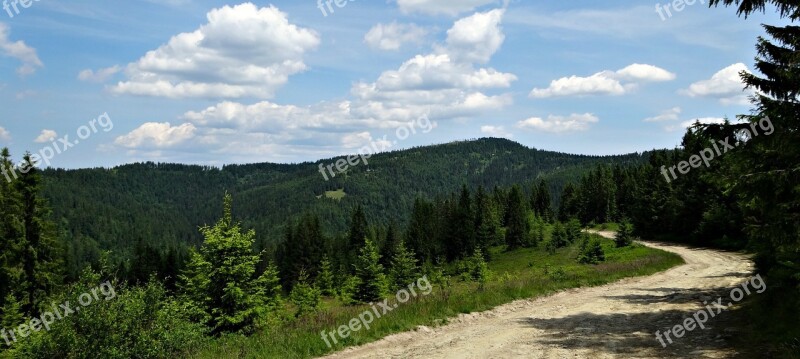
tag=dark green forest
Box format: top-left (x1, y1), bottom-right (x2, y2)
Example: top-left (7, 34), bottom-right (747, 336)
top-left (38, 138), bottom-right (651, 282)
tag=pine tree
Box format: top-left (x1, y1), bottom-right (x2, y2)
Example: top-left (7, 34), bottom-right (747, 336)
top-left (0, 293), bottom-right (23, 329)
top-left (380, 222), bottom-right (402, 267)
top-left (316, 256), bottom-right (336, 297)
top-left (531, 180), bottom-right (554, 221)
top-left (388, 242), bottom-right (419, 291)
top-left (474, 186), bottom-right (500, 256)
top-left (290, 270), bottom-right (321, 318)
top-left (179, 194), bottom-right (281, 334)
top-left (348, 205), bottom-right (369, 260)
top-left (707, 0), bottom-right (800, 290)
top-left (353, 239), bottom-right (387, 303)
top-left (406, 198), bottom-right (435, 263)
top-left (505, 185), bottom-right (529, 250)
top-left (445, 185), bottom-right (475, 260)
top-left (16, 153), bottom-right (62, 315)
top-left (615, 221), bottom-right (634, 248)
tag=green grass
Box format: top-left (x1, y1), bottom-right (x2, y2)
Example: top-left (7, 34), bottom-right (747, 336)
top-left (189, 235), bottom-right (683, 359)
top-left (323, 189), bottom-right (346, 200)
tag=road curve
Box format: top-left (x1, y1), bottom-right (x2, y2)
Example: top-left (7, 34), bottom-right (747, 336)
top-left (322, 232), bottom-right (753, 359)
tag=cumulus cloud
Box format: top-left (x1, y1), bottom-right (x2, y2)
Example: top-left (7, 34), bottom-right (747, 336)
top-left (442, 8), bottom-right (505, 63)
top-left (530, 63), bottom-right (675, 98)
top-left (34, 129), bottom-right (58, 143)
top-left (113, 8), bottom-right (514, 162)
top-left (114, 122), bottom-right (197, 149)
top-left (352, 9), bottom-right (515, 122)
top-left (0, 23), bottom-right (43, 77)
top-left (364, 22), bottom-right (429, 51)
top-left (480, 125), bottom-right (513, 138)
top-left (397, 0), bottom-right (499, 16)
top-left (516, 113), bottom-right (599, 133)
top-left (111, 3), bottom-right (319, 99)
top-left (0, 127), bottom-right (10, 141)
top-left (78, 66), bottom-right (121, 82)
top-left (643, 107), bottom-right (682, 122)
top-left (681, 63), bottom-right (752, 105)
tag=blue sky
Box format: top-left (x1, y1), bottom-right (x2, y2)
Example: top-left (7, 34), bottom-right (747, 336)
top-left (0, 0), bottom-right (786, 168)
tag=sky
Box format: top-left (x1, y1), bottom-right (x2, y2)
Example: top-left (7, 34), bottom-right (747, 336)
top-left (0, 0), bottom-right (787, 169)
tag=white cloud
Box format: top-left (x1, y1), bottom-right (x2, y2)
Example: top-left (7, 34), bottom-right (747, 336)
top-left (114, 122), bottom-right (197, 149)
top-left (113, 9), bottom-right (514, 162)
top-left (34, 129), bottom-right (58, 143)
top-left (0, 127), bottom-right (10, 141)
top-left (442, 8), bottom-right (505, 64)
top-left (643, 107), bottom-right (682, 122)
top-left (480, 125), bottom-right (512, 138)
top-left (397, 0), bottom-right (499, 16)
top-left (111, 3), bottom-right (319, 99)
top-left (516, 113), bottom-right (599, 133)
top-left (0, 23), bottom-right (43, 77)
top-left (364, 22), bottom-right (429, 51)
top-left (78, 66), bottom-right (121, 82)
top-left (616, 64), bottom-right (676, 82)
top-left (681, 63), bottom-right (752, 105)
top-left (530, 64), bottom-right (675, 98)
top-left (352, 9), bottom-right (515, 122)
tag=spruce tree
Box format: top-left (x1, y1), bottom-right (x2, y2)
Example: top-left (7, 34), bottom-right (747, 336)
top-left (179, 194), bottom-right (281, 333)
top-left (347, 205), bottom-right (369, 267)
top-left (353, 239), bottom-right (387, 303)
top-left (505, 185), bottom-right (529, 250)
top-left (316, 256), bottom-right (336, 297)
top-left (707, 0), bottom-right (800, 290)
top-left (290, 270), bottom-right (321, 318)
top-left (388, 242), bottom-right (419, 291)
top-left (16, 153), bottom-right (62, 315)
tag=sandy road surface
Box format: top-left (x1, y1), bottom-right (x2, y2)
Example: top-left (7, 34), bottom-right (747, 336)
top-left (323, 232), bottom-right (754, 358)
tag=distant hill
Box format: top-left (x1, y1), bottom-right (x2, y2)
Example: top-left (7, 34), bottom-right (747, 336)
top-left (41, 138), bottom-right (650, 267)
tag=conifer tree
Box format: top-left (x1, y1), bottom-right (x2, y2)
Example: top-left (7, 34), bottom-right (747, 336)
top-left (16, 153), bottom-right (62, 315)
top-left (505, 185), bottom-right (529, 250)
top-left (179, 194), bottom-right (281, 333)
top-left (290, 270), bottom-right (321, 318)
top-left (353, 239), bottom-right (387, 303)
top-left (316, 256), bottom-right (336, 297)
top-left (388, 242), bottom-right (419, 291)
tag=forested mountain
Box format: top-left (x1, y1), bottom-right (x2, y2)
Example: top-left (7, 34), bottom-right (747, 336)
top-left (40, 138), bottom-right (652, 277)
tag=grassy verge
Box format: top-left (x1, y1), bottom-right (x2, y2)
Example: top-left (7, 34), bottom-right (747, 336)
top-left (189, 235), bottom-right (684, 359)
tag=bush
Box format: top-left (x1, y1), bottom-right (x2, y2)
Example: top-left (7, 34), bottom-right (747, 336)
top-left (578, 235), bottom-right (606, 264)
top-left (12, 270), bottom-right (207, 359)
top-left (290, 270), bottom-right (321, 318)
top-left (615, 221), bottom-right (634, 248)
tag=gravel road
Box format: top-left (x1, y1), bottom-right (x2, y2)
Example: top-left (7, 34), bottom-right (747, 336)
top-left (323, 232), bottom-right (754, 359)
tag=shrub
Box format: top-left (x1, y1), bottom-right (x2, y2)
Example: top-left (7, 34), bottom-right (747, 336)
top-left (578, 235), bottom-right (606, 264)
top-left (12, 270), bottom-right (206, 359)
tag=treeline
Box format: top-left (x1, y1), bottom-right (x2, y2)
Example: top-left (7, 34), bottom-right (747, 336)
top-left (39, 138), bottom-right (650, 282)
top-left (275, 181), bottom-right (564, 288)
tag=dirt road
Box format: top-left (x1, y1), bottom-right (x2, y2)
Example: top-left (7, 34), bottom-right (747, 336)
top-left (323, 232), bottom-right (754, 358)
